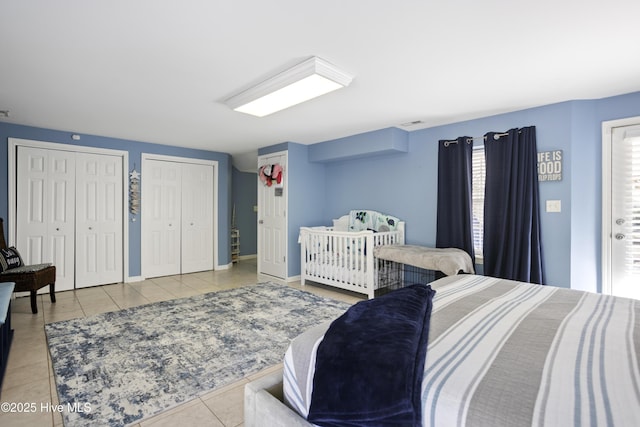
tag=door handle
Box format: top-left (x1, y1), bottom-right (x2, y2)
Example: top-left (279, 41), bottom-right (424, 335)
top-left (616, 218), bottom-right (625, 225)
top-left (615, 233), bottom-right (625, 240)
top-left (259, 220), bottom-right (264, 224)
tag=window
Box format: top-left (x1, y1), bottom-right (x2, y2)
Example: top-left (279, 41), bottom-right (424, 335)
top-left (472, 146), bottom-right (486, 260)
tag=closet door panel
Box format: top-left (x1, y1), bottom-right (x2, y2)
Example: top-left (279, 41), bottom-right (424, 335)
top-left (49, 151), bottom-right (76, 290)
top-left (17, 147), bottom-right (48, 261)
top-left (142, 159), bottom-right (182, 278)
top-left (181, 163), bottom-right (214, 274)
top-left (75, 152), bottom-right (123, 288)
top-left (17, 146), bottom-right (76, 291)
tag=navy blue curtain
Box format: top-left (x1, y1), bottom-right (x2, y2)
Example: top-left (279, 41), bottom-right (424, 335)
top-left (436, 137), bottom-right (475, 260)
top-left (483, 127), bottom-right (544, 284)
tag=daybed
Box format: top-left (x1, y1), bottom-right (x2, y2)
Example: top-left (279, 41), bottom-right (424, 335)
top-left (246, 274), bottom-right (640, 427)
top-left (299, 211), bottom-right (405, 299)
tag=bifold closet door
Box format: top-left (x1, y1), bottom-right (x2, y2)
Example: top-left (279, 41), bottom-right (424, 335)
top-left (142, 159), bottom-right (183, 278)
top-left (16, 146), bottom-right (76, 291)
top-left (181, 163), bottom-right (214, 274)
top-left (142, 159), bottom-right (214, 278)
top-left (75, 152), bottom-right (124, 288)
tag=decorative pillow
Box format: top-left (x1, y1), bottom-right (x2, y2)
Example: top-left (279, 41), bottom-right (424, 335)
top-left (0, 247), bottom-right (24, 272)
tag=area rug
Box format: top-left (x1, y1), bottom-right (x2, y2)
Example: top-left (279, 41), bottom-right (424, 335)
top-left (45, 282), bottom-right (351, 427)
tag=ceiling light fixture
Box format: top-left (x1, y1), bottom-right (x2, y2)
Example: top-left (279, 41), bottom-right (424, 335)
top-left (224, 56), bottom-right (354, 117)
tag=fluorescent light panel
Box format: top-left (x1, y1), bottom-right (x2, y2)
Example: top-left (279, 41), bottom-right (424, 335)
top-left (225, 57), bottom-right (353, 117)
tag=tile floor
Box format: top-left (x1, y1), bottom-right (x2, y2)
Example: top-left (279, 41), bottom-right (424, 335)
top-left (0, 259), bottom-right (363, 427)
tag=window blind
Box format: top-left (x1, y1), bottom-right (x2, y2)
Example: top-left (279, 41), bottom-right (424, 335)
top-left (614, 134), bottom-right (640, 273)
top-left (472, 146), bottom-right (486, 258)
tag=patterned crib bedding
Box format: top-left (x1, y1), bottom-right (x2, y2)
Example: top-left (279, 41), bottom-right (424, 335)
top-left (283, 275), bottom-right (640, 426)
top-left (348, 210), bottom-right (400, 232)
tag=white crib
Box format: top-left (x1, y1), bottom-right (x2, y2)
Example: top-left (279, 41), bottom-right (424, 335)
top-left (299, 216), bottom-right (405, 299)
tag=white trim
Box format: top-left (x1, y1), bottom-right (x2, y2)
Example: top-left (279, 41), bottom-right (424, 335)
top-left (140, 153), bottom-right (220, 273)
top-left (217, 262), bottom-right (232, 270)
top-left (125, 276), bottom-right (144, 283)
top-left (140, 153), bottom-right (218, 167)
top-left (601, 116), bottom-right (640, 295)
top-left (238, 254), bottom-right (257, 260)
top-left (7, 137), bottom-right (130, 287)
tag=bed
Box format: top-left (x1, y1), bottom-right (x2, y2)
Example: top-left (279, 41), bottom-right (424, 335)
top-left (245, 274), bottom-right (640, 427)
top-left (299, 211), bottom-right (405, 299)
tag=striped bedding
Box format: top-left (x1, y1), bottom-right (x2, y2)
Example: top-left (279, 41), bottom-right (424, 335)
top-left (283, 275), bottom-right (640, 426)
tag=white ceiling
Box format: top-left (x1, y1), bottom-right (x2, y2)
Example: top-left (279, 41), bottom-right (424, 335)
top-left (2, 1), bottom-right (639, 171)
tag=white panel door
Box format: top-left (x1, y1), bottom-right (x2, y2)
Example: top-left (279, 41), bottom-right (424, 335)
top-left (142, 159), bottom-right (182, 278)
top-left (609, 124), bottom-right (640, 299)
top-left (181, 163), bottom-right (214, 274)
top-left (16, 146), bottom-right (75, 291)
top-left (75, 152), bottom-right (124, 288)
top-left (258, 153), bottom-right (287, 279)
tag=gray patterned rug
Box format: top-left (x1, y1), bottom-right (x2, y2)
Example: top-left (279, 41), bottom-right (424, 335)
top-left (45, 282), bottom-right (350, 427)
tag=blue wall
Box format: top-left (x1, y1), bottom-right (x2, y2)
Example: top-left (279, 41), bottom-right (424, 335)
top-left (232, 167), bottom-right (257, 256)
top-left (315, 103), bottom-right (574, 288)
top-left (0, 122), bottom-right (232, 278)
top-left (297, 91), bottom-right (640, 292)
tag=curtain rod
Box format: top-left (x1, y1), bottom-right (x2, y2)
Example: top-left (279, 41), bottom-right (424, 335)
top-left (442, 132), bottom-right (510, 147)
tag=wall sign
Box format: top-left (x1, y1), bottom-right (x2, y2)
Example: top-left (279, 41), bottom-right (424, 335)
top-left (537, 150), bottom-right (562, 182)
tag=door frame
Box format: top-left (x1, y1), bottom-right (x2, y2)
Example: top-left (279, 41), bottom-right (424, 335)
top-left (140, 153), bottom-right (219, 277)
top-left (601, 116), bottom-right (640, 295)
top-left (7, 137), bottom-right (129, 283)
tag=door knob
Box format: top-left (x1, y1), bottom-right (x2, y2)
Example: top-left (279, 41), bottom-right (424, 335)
top-left (615, 233), bottom-right (625, 240)
top-left (616, 218), bottom-right (625, 225)
top-left (259, 220), bottom-right (264, 224)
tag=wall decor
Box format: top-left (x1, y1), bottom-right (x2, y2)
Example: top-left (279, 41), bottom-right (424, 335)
top-left (258, 163), bottom-right (284, 187)
top-left (129, 165), bottom-right (140, 214)
top-left (537, 150), bottom-right (562, 182)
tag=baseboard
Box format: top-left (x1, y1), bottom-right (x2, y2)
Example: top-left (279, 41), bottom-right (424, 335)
top-left (125, 276), bottom-right (144, 283)
top-left (286, 275), bottom-right (301, 283)
top-left (238, 254), bottom-right (257, 260)
top-left (216, 263), bottom-right (232, 271)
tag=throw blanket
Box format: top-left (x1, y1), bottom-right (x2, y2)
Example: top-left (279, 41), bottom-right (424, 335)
top-left (374, 245), bottom-right (474, 276)
top-left (307, 284), bottom-right (435, 426)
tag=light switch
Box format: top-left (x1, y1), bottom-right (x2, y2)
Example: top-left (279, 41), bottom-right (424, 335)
top-left (546, 200), bottom-right (561, 213)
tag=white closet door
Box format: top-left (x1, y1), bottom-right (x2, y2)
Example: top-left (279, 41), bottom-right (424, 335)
top-left (181, 163), bottom-right (214, 274)
top-left (16, 146), bottom-right (76, 291)
top-left (75, 152), bottom-right (124, 288)
top-left (142, 159), bottom-right (182, 278)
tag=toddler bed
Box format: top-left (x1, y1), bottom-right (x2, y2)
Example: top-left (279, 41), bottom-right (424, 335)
top-left (299, 210), bottom-right (405, 299)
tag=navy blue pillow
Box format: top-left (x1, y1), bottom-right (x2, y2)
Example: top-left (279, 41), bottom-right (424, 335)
top-left (0, 247), bottom-right (24, 272)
